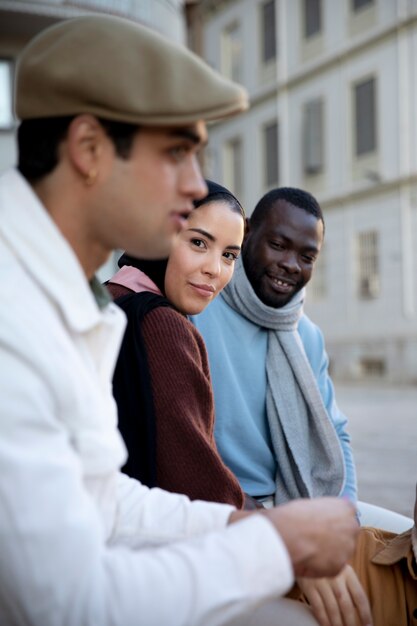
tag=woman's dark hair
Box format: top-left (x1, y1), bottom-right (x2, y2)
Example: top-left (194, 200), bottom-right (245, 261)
top-left (194, 179), bottom-right (245, 220)
top-left (17, 116), bottom-right (139, 183)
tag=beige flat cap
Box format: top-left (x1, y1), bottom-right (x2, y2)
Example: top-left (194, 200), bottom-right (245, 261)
top-left (16, 15), bottom-right (248, 125)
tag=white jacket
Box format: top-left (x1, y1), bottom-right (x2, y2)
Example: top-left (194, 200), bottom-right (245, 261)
top-left (0, 169), bottom-right (293, 626)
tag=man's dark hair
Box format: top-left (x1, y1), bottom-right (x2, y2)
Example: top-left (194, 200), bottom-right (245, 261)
top-left (250, 187), bottom-right (324, 231)
top-left (17, 116), bottom-right (140, 183)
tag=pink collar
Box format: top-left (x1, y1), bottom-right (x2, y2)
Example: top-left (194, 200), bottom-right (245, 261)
top-left (109, 265), bottom-right (162, 295)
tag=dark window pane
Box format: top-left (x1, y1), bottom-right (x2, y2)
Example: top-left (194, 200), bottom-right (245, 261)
top-left (355, 77), bottom-right (376, 156)
top-left (233, 139), bottom-right (243, 198)
top-left (264, 121), bottom-right (279, 186)
top-left (352, 0), bottom-right (374, 11)
top-left (262, 1), bottom-right (276, 63)
top-left (303, 99), bottom-right (324, 174)
top-left (304, 0), bottom-right (321, 38)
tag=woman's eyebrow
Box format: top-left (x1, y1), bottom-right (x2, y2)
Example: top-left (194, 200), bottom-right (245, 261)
top-left (187, 227), bottom-right (215, 242)
top-left (187, 228), bottom-right (241, 251)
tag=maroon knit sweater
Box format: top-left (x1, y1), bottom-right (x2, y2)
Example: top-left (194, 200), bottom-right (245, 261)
top-left (139, 305), bottom-right (244, 508)
top-left (107, 279), bottom-right (244, 507)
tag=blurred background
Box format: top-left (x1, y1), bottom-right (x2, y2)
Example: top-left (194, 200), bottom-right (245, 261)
top-left (1, 0), bottom-right (416, 516)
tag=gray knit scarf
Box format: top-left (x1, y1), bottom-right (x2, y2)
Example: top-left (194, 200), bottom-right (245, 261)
top-left (222, 256), bottom-right (345, 503)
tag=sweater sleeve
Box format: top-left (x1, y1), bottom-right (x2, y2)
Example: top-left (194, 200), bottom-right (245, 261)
top-left (141, 307), bottom-right (245, 508)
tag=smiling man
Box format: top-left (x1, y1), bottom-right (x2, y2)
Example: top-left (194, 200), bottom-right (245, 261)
top-left (194, 187), bottom-right (357, 505)
top-left (192, 187), bottom-right (367, 625)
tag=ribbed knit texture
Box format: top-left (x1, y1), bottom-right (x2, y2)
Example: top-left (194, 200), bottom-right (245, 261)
top-left (108, 273), bottom-right (244, 506)
top-left (141, 306), bottom-right (244, 507)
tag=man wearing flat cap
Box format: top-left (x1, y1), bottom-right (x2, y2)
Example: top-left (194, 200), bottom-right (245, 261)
top-left (0, 15), bottom-right (359, 626)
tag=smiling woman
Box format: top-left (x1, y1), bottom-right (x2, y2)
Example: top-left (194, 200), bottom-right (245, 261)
top-left (107, 180), bottom-right (248, 507)
top-left (164, 200), bottom-right (243, 315)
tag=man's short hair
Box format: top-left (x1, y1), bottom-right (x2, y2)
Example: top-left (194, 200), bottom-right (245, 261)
top-left (17, 117), bottom-right (139, 183)
top-left (250, 187), bottom-right (324, 231)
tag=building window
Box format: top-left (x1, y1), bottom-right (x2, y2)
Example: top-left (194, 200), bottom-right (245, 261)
top-left (261, 0), bottom-right (276, 64)
top-left (354, 77), bottom-right (377, 156)
top-left (352, 0), bottom-right (374, 12)
top-left (304, 0), bottom-right (322, 38)
top-left (359, 357), bottom-right (385, 377)
top-left (357, 230), bottom-right (380, 299)
top-left (224, 137), bottom-right (243, 199)
top-left (263, 120), bottom-right (279, 187)
top-left (302, 98), bottom-right (324, 175)
top-left (221, 22), bottom-right (242, 82)
top-left (0, 60), bottom-right (13, 129)
top-left (310, 244), bottom-right (327, 300)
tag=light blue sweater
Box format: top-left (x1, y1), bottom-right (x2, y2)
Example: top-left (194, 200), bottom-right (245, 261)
top-left (192, 295), bottom-right (357, 502)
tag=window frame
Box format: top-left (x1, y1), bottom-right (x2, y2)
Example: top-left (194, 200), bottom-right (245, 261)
top-left (309, 242), bottom-right (327, 301)
top-left (356, 230), bottom-right (380, 300)
top-left (223, 136), bottom-right (243, 200)
top-left (221, 21), bottom-right (242, 83)
top-left (0, 58), bottom-right (14, 130)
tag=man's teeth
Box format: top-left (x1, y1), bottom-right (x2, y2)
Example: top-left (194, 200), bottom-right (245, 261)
top-left (272, 278), bottom-right (290, 287)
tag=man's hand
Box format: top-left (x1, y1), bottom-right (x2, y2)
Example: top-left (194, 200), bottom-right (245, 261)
top-left (297, 565), bottom-right (372, 626)
top-left (228, 497), bottom-right (358, 578)
top-left (262, 497), bottom-right (359, 578)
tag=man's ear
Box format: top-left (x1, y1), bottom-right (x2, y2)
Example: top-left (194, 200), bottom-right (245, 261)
top-left (65, 114), bottom-right (107, 182)
top-left (243, 217), bottom-right (251, 245)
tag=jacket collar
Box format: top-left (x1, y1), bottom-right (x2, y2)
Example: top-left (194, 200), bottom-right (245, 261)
top-left (0, 168), bottom-right (111, 333)
top-left (371, 527), bottom-right (417, 579)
